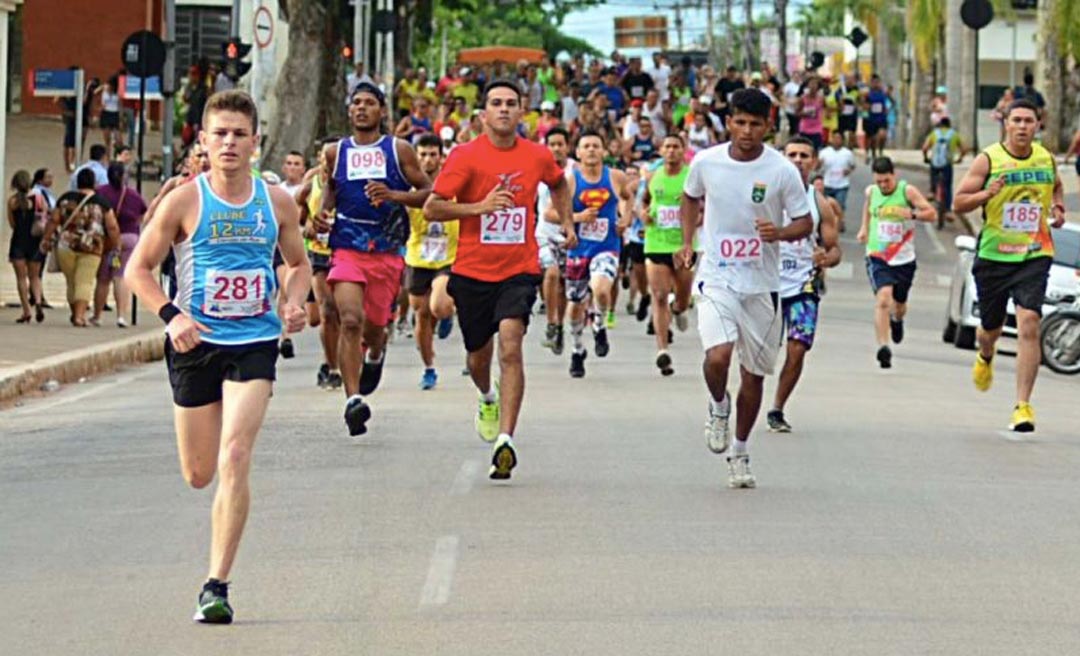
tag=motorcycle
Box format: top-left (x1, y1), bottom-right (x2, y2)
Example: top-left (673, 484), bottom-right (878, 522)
top-left (1040, 293), bottom-right (1080, 375)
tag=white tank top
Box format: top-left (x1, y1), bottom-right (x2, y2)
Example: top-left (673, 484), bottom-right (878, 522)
top-left (688, 124), bottom-right (711, 151)
top-left (779, 186), bottom-right (821, 299)
top-left (102, 90), bottom-right (120, 113)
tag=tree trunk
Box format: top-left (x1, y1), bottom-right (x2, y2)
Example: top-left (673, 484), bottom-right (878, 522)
top-left (724, 0), bottom-right (735, 65)
top-left (944, 0), bottom-right (967, 139)
top-left (960, 26), bottom-right (977, 149)
top-left (743, 0), bottom-right (756, 69)
top-left (1035, 3), bottom-right (1064, 151)
top-left (776, 0), bottom-right (788, 77)
top-left (909, 62), bottom-right (935, 148)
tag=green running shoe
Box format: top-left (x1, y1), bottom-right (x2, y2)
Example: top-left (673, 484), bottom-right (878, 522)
top-left (475, 390), bottom-right (499, 443)
top-left (193, 579), bottom-right (233, 625)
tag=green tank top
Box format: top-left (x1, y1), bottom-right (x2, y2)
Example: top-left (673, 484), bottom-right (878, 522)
top-left (645, 166), bottom-right (691, 254)
top-left (867, 179), bottom-right (916, 265)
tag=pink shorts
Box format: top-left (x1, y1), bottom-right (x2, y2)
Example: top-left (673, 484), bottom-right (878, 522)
top-left (327, 249), bottom-right (405, 327)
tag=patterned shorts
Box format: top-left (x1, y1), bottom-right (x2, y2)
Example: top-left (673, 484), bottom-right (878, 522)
top-left (781, 292), bottom-right (820, 349)
top-left (565, 251), bottom-right (619, 303)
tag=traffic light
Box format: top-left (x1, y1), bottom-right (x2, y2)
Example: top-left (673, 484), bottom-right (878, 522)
top-left (221, 38), bottom-right (252, 79)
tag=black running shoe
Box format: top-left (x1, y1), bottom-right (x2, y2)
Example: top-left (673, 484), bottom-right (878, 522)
top-left (552, 325), bottom-right (565, 355)
top-left (542, 323), bottom-right (557, 350)
top-left (317, 363), bottom-right (330, 388)
top-left (877, 345), bottom-right (893, 369)
top-left (767, 410), bottom-right (792, 433)
top-left (193, 579), bottom-right (233, 624)
top-left (890, 317), bottom-right (904, 344)
top-left (570, 350), bottom-right (587, 378)
top-left (279, 338), bottom-right (295, 359)
top-left (344, 395), bottom-right (372, 436)
top-left (636, 294), bottom-right (651, 322)
top-left (656, 351), bottom-right (674, 376)
top-left (358, 356), bottom-right (385, 395)
top-left (646, 320), bottom-right (655, 335)
top-left (594, 328), bottom-right (610, 357)
top-left (325, 371), bottom-right (343, 390)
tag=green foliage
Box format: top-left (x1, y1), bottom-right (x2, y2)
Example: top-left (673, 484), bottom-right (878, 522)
top-left (906, 0), bottom-right (943, 71)
top-left (1053, 0), bottom-right (1080, 59)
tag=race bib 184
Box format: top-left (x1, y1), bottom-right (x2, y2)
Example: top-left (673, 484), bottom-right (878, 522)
top-left (1002, 202), bottom-right (1042, 234)
top-left (203, 269), bottom-right (268, 319)
top-left (480, 207), bottom-right (527, 244)
top-left (716, 234), bottom-right (762, 267)
top-left (346, 147), bottom-right (388, 181)
top-left (877, 221), bottom-right (905, 244)
top-left (657, 206), bottom-right (681, 230)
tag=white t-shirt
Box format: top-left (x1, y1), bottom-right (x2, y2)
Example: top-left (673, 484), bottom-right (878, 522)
top-left (641, 102), bottom-right (667, 138)
top-left (782, 81), bottom-right (801, 115)
top-left (818, 146), bottom-right (856, 189)
top-left (280, 181), bottom-right (304, 198)
top-left (536, 159), bottom-right (577, 242)
top-left (622, 118), bottom-right (641, 142)
top-left (685, 143), bottom-right (811, 294)
top-left (649, 64), bottom-right (672, 101)
top-left (561, 96), bottom-right (578, 124)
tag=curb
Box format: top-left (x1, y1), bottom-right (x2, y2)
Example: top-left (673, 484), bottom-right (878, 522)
top-left (893, 160), bottom-right (977, 237)
top-left (0, 329), bottom-right (164, 404)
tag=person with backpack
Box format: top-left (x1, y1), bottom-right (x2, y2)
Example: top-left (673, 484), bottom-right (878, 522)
top-left (7, 170), bottom-right (48, 323)
top-left (921, 117), bottom-right (966, 226)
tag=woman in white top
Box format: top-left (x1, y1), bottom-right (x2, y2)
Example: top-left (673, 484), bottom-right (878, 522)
top-left (96, 76), bottom-right (123, 156)
top-left (686, 110), bottom-right (718, 154)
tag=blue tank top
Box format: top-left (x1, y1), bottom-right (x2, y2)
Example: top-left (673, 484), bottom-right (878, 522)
top-left (409, 116), bottom-right (432, 142)
top-left (568, 166), bottom-right (621, 258)
top-left (330, 135), bottom-right (411, 253)
top-left (632, 136), bottom-right (657, 161)
top-left (867, 89), bottom-right (888, 119)
top-left (173, 174), bottom-right (281, 345)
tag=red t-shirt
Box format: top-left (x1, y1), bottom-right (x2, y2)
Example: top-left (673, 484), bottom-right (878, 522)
top-left (433, 134), bottom-right (563, 282)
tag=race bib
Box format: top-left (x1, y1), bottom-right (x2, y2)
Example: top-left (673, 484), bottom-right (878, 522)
top-left (657, 206), bottom-right (681, 230)
top-left (420, 236), bottom-right (449, 262)
top-left (870, 102), bottom-right (884, 114)
top-left (203, 269), bottom-right (268, 318)
top-left (1002, 202), bottom-right (1042, 234)
top-left (316, 232), bottom-right (330, 248)
top-left (580, 217), bottom-right (610, 242)
top-left (631, 85), bottom-right (644, 98)
top-left (824, 169), bottom-right (845, 187)
top-left (877, 221), bottom-right (905, 244)
top-left (842, 104), bottom-right (856, 116)
top-left (346, 147), bottom-right (387, 181)
top-left (781, 257), bottom-right (799, 272)
top-left (481, 207), bottom-right (527, 244)
top-left (716, 234), bottom-right (762, 267)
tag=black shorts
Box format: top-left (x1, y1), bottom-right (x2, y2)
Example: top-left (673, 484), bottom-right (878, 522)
top-left (165, 338), bottom-right (278, 408)
top-left (406, 265), bottom-right (451, 297)
top-left (864, 118), bottom-right (887, 136)
top-left (972, 256), bottom-right (1051, 331)
top-left (645, 252), bottom-right (697, 269)
top-left (622, 242), bottom-right (645, 267)
top-left (865, 257), bottom-right (916, 304)
top-left (448, 273), bottom-right (540, 352)
top-left (100, 110), bottom-right (120, 129)
top-left (273, 248), bottom-right (285, 269)
top-left (63, 118), bottom-right (76, 148)
top-left (838, 115), bottom-right (858, 134)
top-left (308, 250), bottom-right (331, 274)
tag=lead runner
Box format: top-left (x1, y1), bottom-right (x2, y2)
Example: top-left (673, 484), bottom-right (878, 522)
top-left (126, 90), bottom-right (311, 623)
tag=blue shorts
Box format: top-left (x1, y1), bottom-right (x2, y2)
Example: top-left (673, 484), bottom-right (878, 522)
top-left (866, 257), bottom-right (916, 304)
top-left (781, 293), bottom-right (820, 349)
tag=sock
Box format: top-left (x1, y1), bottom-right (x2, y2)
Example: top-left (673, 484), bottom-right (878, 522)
top-left (496, 432), bottom-right (513, 444)
top-left (570, 320), bottom-right (585, 353)
top-left (478, 388), bottom-right (496, 403)
top-left (365, 350), bottom-right (385, 365)
top-left (346, 393), bottom-right (363, 405)
top-left (709, 392), bottom-right (730, 416)
top-left (733, 439), bottom-right (748, 456)
top-left (425, 367), bottom-right (435, 375)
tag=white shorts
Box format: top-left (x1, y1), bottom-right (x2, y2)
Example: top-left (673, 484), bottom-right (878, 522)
top-left (696, 284), bottom-right (783, 376)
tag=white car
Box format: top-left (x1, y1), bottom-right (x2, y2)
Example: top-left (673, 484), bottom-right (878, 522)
top-left (943, 222), bottom-right (1080, 349)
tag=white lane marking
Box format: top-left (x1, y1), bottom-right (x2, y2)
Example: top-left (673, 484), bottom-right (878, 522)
top-left (922, 222), bottom-right (947, 255)
top-left (998, 430), bottom-right (1033, 443)
top-left (830, 261), bottom-right (854, 281)
top-left (6, 368), bottom-right (157, 417)
top-left (449, 460), bottom-right (480, 496)
top-left (936, 274), bottom-right (953, 288)
top-left (419, 536), bottom-right (460, 608)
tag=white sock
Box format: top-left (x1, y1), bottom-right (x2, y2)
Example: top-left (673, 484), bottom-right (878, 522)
top-left (709, 392), bottom-right (730, 416)
top-left (479, 388), bottom-right (496, 403)
top-left (733, 440), bottom-right (748, 456)
top-left (570, 320), bottom-right (586, 353)
top-left (365, 351), bottom-right (385, 365)
top-left (496, 432), bottom-right (513, 444)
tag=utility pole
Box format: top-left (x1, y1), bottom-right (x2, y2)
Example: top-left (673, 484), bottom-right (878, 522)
top-left (162, 0), bottom-right (176, 178)
top-left (354, 0), bottom-right (366, 66)
top-left (706, 0), bottom-right (715, 57)
top-left (230, 0), bottom-right (240, 38)
top-left (674, 2), bottom-right (684, 51)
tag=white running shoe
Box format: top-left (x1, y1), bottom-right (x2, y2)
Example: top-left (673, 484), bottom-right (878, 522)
top-left (489, 434), bottom-right (517, 480)
top-left (726, 454), bottom-right (756, 489)
top-left (673, 307), bottom-right (688, 332)
top-left (705, 393), bottom-right (731, 454)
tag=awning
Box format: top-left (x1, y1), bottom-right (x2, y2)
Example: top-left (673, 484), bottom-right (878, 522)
top-left (456, 47), bottom-right (547, 65)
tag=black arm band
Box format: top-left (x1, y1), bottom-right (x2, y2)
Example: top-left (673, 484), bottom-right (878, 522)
top-left (158, 303), bottom-right (182, 325)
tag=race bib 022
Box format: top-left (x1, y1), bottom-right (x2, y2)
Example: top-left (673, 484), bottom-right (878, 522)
top-left (716, 234), bottom-right (763, 267)
top-left (481, 207), bottom-right (527, 244)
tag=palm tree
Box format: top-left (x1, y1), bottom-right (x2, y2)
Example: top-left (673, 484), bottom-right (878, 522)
top-left (906, 0), bottom-right (944, 146)
top-left (1035, 0), bottom-right (1080, 150)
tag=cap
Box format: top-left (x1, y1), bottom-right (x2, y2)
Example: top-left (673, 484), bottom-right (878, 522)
top-left (699, 94), bottom-right (713, 104)
top-left (631, 98), bottom-right (644, 108)
top-left (936, 85), bottom-right (948, 95)
top-left (439, 126), bottom-right (455, 141)
top-left (750, 71), bottom-right (763, 81)
top-left (541, 100), bottom-right (556, 111)
top-left (460, 66), bottom-right (471, 75)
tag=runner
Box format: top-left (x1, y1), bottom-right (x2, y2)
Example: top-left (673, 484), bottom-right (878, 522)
top-left (563, 130), bottom-right (633, 378)
top-left (621, 183), bottom-right (650, 325)
top-left (123, 90), bottom-right (312, 624)
top-left (423, 79), bottom-right (574, 480)
top-left (856, 156), bottom-right (936, 369)
top-left (641, 133), bottom-right (694, 376)
top-left (297, 140), bottom-right (342, 389)
top-left (766, 136), bottom-right (843, 432)
top-left (921, 116), bottom-right (966, 226)
top-left (953, 98), bottom-right (1066, 432)
top-left (275, 151), bottom-right (307, 358)
top-left (676, 88), bottom-right (813, 489)
top-left (818, 130), bottom-right (856, 231)
top-left (538, 126), bottom-right (575, 354)
top-left (863, 75), bottom-right (889, 163)
top-left (312, 82), bottom-right (432, 436)
top-left (404, 132), bottom-right (458, 389)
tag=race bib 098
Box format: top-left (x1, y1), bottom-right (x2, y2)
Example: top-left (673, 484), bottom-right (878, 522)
top-left (346, 147), bottom-right (388, 181)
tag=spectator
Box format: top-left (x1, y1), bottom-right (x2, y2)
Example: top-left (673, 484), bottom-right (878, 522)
top-left (536, 100), bottom-right (560, 141)
top-left (92, 162), bottom-right (146, 327)
top-left (713, 66), bottom-right (745, 124)
top-left (394, 67), bottom-right (420, 118)
top-left (31, 168), bottom-right (57, 211)
top-left (55, 65), bottom-right (82, 172)
top-left (8, 170), bottom-right (46, 323)
top-left (346, 60), bottom-right (373, 104)
top-left (796, 76), bottom-right (825, 150)
top-left (990, 87), bottom-right (1015, 139)
top-left (96, 75), bottom-right (123, 155)
top-left (453, 68), bottom-right (480, 111)
top-left (537, 57), bottom-right (561, 105)
top-left (670, 73), bottom-right (693, 128)
top-left (592, 68), bottom-right (627, 118)
top-left (622, 99), bottom-right (645, 141)
top-left (559, 80), bottom-right (579, 124)
top-left (39, 168), bottom-right (119, 327)
top-left (641, 88), bottom-right (667, 138)
top-left (523, 64), bottom-right (544, 112)
top-left (435, 64), bottom-right (461, 97)
top-left (70, 144), bottom-right (109, 190)
top-left (181, 66), bottom-right (208, 146)
top-left (930, 85), bottom-right (949, 127)
top-left (649, 52), bottom-right (671, 101)
top-left (395, 95), bottom-right (433, 144)
top-left (687, 109), bottom-right (719, 153)
top-left (622, 56), bottom-right (654, 103)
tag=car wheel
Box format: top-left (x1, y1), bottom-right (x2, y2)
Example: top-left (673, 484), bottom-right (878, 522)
top-left (954, 325), bottom-right (977, 350)
top-left (943, 315), bottom-right (957, 343)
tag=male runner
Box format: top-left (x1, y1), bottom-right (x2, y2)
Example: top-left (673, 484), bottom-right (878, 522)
top-left (275, 150), bottom-right (307, 358)
top-left (562, 131), bottom-right (633, 378)
top-left (312, 82), bottom-right (431, 436)
top-left (953, 98), bottom-right (1066, 432)
top-left (863, 75), bottom-right (889, 163)
top-left (124, 90), bottom-right (311, 623)
top-left (856, 157), bottom-right (936, 369)
top-left (818, 130), bottom-right (856, 231)
top-left (641, 133), bottom-right (695, 376)
top-left (766, 136), bottom-right (843, 432)
top-left (405, 133), bottom-right (458, 389)
top-left (424, 79), bottom-right (574, 480)
top-left (676, 88), bottom-right (812, 489)
top-left (538, 126), bottom-right (575, 354)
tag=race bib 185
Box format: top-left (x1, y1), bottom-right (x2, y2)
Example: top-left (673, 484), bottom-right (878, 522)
top-left (1002, 202), bottom-right (1042, 234)
top-left (716, 234), bottom-right (762, 267)
top-left (480, 207), bottom-right (527, 244)
top-left (203, 269), bottom-right (268, 318)
top-left (346, 147), bottom-right (388, 181)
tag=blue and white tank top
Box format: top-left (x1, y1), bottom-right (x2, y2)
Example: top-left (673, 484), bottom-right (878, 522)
top-left (568, 166), bottom-right (622, 259)
top-left (779, 185), bottom-right (821, 299)
top-left (330, 135), bottom-right (411, 254)
top-left (173, 174), bottom-right (281, 345)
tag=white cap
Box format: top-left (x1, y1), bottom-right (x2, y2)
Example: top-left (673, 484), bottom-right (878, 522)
top-left (541, 100), bottom-right (556, 111)
top-left (460, 66), bottom-right (471, 75)
top-left (699, 95), bottom-right (713, 104)
top-left (439, 126), bottom-right (456, 141)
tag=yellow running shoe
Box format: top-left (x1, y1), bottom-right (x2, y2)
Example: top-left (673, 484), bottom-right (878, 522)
top-left (1009, 403), bottom-right (1036, 433)
top-left (475, 390), bottom-right (499, 443)
top-left (972, 351), bottom-right (994, 392)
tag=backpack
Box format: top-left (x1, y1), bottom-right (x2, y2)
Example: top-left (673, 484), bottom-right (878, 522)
top-left (930, 128), bottom-right (954, 168)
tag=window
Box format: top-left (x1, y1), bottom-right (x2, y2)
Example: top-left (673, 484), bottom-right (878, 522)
top-left (1052, 227), bottom-right (1080, 268)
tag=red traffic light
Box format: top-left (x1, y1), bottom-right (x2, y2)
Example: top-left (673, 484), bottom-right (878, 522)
top-left (221, 39), bottom-right (252, 61)
top-left (342, 45), bottom-right (353, 59)
top-left (226, 42), bottom-right (238, 59)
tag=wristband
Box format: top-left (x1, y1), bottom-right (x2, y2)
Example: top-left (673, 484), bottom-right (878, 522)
top-left (158, 303), bottom-right (182, 325)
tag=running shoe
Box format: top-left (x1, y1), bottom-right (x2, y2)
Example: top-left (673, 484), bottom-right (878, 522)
top-left (542, 323), bottom-right (558, 349)
top-left (489, 434), bottom-right (517, 480)
top-left (767, 410), bottom-right (792, 433)
top-left (972, 351), bottom-right (994, 392)
top-left (279, 338), bottom-right (295, 359)
top-left (317, 363), bottom-right (330, 388)
top-left (625, 300), bottom-right (635, 315)
top-left (193, 579), bottom-right (233, 625)
top-left (1009, 402), bottom-right (1036, 433)
top-left (325, 370), bottom-right (343, 390)
top-left (358, 355), bottom-right (386, 395)
top-left (344, 395), bottom-right (372, 436)
top-left (570, 350), bottom-right (587, 378)
top-left (673, 308), bottom-right (689, 332)
top-left (552, 325), bottom-right (565, 355)
top-left (890, 317), bottom-right (904, 344)
top-left (656, 350), bottom-right (674, 376)
top-left (117, 317), bottom-right (128, 328)
top-left (437, 317), bottom-right (454, 340)
top-left (876, 345), bottom-right (892, 369)
top-left (605, 309), bottom-right (616, 329)
top-left (635, 294), bottom-right (651, 322)
top-left (726, 454), bottom-right (756, 489)
top-left (420, 368), bottom-right (438, 390)
top-left (705, 393), bottom-right (731, 454)
top-left (475, 392), bottom-right (499, 443)
top-left (594, 327), bottom-right (610, 357)
top-left (646, 320), bottom-right (655, 336)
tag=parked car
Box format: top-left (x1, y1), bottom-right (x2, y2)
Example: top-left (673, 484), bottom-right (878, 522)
top-left (943, 222), bottom-right (1080, 349)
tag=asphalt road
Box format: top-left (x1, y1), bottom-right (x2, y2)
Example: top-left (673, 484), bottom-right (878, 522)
top-left (3, 166), bottom-right (1080, 655)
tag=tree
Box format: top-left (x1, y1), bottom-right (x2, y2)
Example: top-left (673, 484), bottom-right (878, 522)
top-left (1035, 0), bottom-right (1080, 150)
top-left (776, 0), bottom-right (789, 77)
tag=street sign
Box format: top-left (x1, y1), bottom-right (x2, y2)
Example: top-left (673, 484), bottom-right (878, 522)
top-left (961, 0), bottom-right (994, 30)
top-left (121, 30), bottom-right (167, 78)
top-left (121, 75), bottom-right (163, 100)
top-left (372, 9), bottom-right (396, 33)
top-left (254, 5), bottom-right (274, 49)
top-left (614, 16), bottom-right (669, 49)
top-left (846, 27), bottom-right (868, 49)
top-left (31, 69), bottom-right (78, 97)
